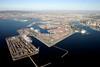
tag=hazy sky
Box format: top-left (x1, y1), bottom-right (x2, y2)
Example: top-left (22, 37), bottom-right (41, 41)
top-left (0, 0), bottom-right (100, 10)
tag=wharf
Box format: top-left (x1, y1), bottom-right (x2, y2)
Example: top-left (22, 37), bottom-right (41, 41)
top-left (6, 36), bottom-right (39, 61)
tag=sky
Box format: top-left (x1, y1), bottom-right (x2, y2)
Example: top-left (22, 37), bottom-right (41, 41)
top-left (0, 0), bottom-right (100, 11)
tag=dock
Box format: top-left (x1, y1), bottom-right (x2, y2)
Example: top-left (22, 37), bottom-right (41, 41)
top-left (6, 36), bottom-right (39, 61)
top-left (17, 28), bottom-right (74, 47)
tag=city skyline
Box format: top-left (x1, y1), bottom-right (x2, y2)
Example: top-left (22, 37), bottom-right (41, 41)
top-left (0, 0), bottom-right (100, 11)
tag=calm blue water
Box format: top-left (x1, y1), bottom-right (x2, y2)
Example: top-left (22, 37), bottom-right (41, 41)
top-left (0, 19), bottom-right (33, 47)
top-left (0, 19), bottom-right (100, 66)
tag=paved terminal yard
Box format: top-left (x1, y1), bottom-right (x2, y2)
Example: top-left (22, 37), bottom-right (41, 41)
top-left (17, 25), bottom-right (73, 47)
top-left (6, 36), bottom-right (39, 61)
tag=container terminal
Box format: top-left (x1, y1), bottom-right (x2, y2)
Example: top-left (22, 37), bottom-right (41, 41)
top-left (6, 35), bottom-right (39, 61)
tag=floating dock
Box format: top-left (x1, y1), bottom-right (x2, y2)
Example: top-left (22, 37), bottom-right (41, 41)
top-left (6, 36), bottom-right (39, 61)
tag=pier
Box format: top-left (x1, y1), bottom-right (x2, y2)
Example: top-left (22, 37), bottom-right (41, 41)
top-left (6, 36), bottom-right (39, 61)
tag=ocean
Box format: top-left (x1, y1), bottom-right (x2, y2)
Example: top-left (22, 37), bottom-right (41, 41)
top-left (0, 19), bottom-right (100, 66)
